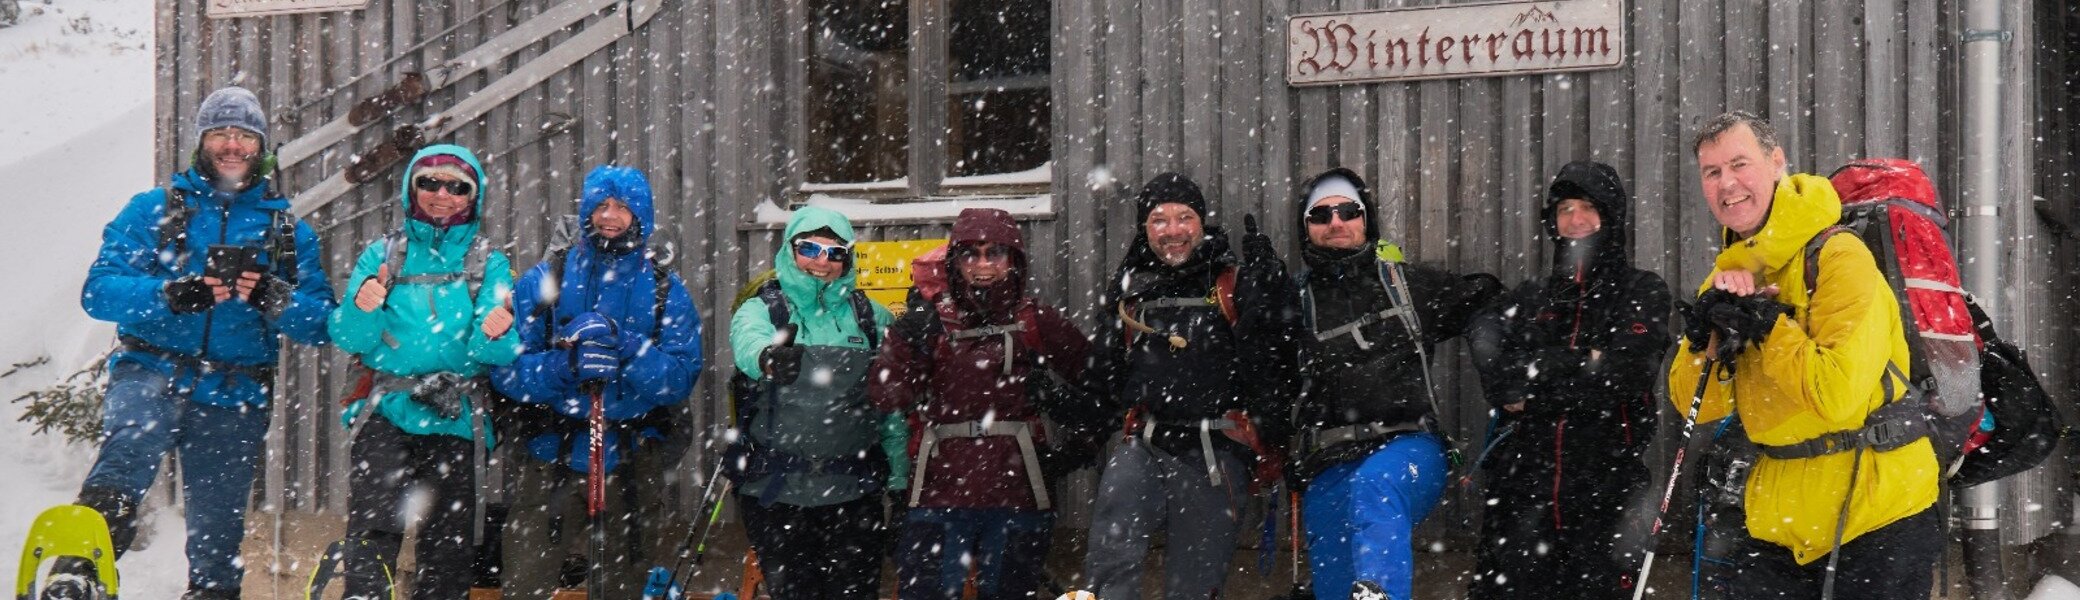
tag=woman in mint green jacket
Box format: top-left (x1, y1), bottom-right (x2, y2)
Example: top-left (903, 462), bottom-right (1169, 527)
top-left (326, 144), bottom-right (521, 600)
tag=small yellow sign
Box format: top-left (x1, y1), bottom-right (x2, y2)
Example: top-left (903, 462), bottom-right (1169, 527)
top-left (853, 239), bottom-right (948, 316)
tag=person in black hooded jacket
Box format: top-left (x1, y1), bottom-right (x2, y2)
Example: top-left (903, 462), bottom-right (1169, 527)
top-left (1075, 172), bottom-right (1297, 600)
top-left (1466, 160), bottom-right (1672, 600)
top-left (1288, 167), bottom-right (1503, 600)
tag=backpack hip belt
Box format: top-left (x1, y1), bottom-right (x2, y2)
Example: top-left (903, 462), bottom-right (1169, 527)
top-left (909, 419), bottom-right (1050, 510)
top-left (1307, 420), bottom-right (1423, 452)
top-left (1759, 364), bottom-right (1931, 460)
top-left (1132, 413), bottom-right (1241, 487)
top-left (367, 370), bottom-right (484, 421)
top-left (117, 334), bottom-right (275, 386)
top-left (731, 437), bottom-right (883, 507)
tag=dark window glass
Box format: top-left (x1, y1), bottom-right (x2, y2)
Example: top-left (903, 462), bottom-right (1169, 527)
top-left (806, 0), bottom-right (910, 184)
top-left (947, 0), bottom-right (1050, 178)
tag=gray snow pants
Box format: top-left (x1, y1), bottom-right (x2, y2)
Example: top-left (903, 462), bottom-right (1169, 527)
top-left (1080, 439), bottom-right (1248, 600)
top-left (500, 444), bottom-right (682, 599)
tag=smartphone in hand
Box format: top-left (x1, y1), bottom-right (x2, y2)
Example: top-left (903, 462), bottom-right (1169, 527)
top-left (204, 245), bottom-right (262, 282)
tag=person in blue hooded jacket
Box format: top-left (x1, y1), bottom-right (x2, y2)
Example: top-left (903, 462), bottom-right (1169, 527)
top-left (328, 144), bottom-right (522, 600)
top-left (492, 165), bottom-right (702, 599)
top-left (74, 86), bottom-right (336, 600)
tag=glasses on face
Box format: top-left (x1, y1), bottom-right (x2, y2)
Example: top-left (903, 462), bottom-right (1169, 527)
top-left (414, 176), bottom-right (475, 197)
top-left (957, 244), bottom-right (1014, 263)
top-left (203, 129), bottom-right (261, 146)
top-left (794, 239), bottom-right (852, 263)
top-left (1305, 202), bottom-right (1365, 225)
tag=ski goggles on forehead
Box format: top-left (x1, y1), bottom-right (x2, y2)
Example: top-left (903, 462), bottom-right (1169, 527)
top-left (1305, 202), bottom-right (1365, 225)
top-left (414, 176), bottom-right (475, 197)
top-left (793, 239), bottom-right (852, 262)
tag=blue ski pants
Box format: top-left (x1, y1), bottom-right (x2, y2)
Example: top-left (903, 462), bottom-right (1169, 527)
top-left (1302, 432), bottom-right (1449, 600)
top-left (82, 360), bottom-right (271, 592)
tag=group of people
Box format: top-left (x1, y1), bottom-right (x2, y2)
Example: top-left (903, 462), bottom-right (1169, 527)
top-left (71, 84), bottom-right (1939, 600)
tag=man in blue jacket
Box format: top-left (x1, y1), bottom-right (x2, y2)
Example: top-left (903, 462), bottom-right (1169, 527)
top-left (492, 165), bottom-right (703, 599)
top-left (76, 86), bottom-right (337, 600)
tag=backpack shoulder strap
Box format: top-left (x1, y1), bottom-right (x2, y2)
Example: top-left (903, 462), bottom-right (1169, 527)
top-left (1800, 226), bottom-right (1855, 301)
top-left (849, 290), bottom-right (881, 348)
top-left (758, 278), bottom-right (791, 331)
top-left (381, 229), bottom-right (410, 281)
top-left (651, 262), bottom-right (673, 336)
top-left (1213, 266), bottom-right (1239, 325)
top-left (158, 186), bottom-right (193, 270)
top-left (531, 247), bottom-right (572, 338)
top-left (465, 236), bottom-right (494, 301)
top-left (269, 209), bottom-right (300, 283)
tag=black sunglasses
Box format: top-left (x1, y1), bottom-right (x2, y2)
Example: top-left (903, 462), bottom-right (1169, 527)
top-left (414, 176), bottom-right (475, 197)
top-left (1305, 202), bottom-right (1365, 225)
top-left (794, 239), bottom-right (852, 262)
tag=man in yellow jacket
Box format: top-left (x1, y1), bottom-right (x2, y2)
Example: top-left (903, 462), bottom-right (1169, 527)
top-left (1669, 112), bottom-right (1940, 600)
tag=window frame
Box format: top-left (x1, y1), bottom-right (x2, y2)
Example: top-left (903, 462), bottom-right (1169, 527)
top-left (783, 0), bottom-right (1053, 205)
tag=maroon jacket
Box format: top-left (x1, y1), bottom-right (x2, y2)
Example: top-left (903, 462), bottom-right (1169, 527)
top-left (870, 208), bottom-right (1089, 509)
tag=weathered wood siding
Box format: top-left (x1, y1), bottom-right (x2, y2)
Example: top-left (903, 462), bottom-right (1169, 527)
top-left (156, 0), bottom-right (2075, 542)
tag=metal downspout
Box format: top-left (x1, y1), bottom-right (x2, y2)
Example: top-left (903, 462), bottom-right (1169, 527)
top-left (1960, 2), bottom-right (2009, 599)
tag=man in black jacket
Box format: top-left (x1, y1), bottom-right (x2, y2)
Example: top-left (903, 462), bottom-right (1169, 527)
top-left (1467, 161), bottom-right (1672, 600)
top-left (1288, 167), bottom-right (1502, 600)
top-left (1077, 172), bottom-right (1296, 600)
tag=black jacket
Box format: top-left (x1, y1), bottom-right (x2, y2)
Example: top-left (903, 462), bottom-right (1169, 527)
top-left (1085, 226), bottom-right (1297, 455)
top-left (1468, 160), bottom-right (1672, 466)
top-left (1290, 168), bottom-right (1503, 468)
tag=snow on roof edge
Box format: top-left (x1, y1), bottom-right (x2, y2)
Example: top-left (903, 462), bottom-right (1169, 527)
top-left (749, 194), bottom-right (1055, 228)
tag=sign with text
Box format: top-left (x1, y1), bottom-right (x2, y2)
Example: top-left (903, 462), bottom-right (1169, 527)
top-left (1287, 0), bottom-right (1626, 86)
top-left (207, 0), bottom-right (368, 19)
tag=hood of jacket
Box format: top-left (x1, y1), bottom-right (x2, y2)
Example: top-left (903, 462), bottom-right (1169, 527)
top-left (774, 205), bottom-right (863, 310)
top-left (579, 165), bottom-right (656, 251)
top-left (946, 208), bottom-right (1028, 319)
top-left (399, 144), bottom-right (488, 250)
top-left (1712, 174), bottom-right (1841, 279)
top-left (1542, 160), bottom-right (1632, 281)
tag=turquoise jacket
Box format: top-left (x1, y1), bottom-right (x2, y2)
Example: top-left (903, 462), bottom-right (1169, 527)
top-left (329, 145), bottom-right (522, 446)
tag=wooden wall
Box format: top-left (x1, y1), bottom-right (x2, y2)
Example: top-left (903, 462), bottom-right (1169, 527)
top-left (155, 0), bottom-right (2076, 544)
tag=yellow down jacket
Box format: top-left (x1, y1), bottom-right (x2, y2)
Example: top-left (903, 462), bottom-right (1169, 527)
top-left (1667, 173), bottom-right (1938, 565)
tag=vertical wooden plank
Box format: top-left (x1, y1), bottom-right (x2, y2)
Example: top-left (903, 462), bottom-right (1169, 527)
top-left (1141, 0), bottom-right (1181, 179)
top-left (1631, 0), bottom-right (1678, 286)
top-left (1100, 0), bottom-right (1142, 272)
top-left (1498, 77), bottom-right (1540, 287)
top-left (1057, 0), bottom-right (1105, 326)
top-left (1677, 0), bottom-right (1727, 292)
top-left (1414, 80), bottom-right (1454, 265)
top-left (1812, 0), bottom-right (1861, 170)
top-left (1862, 0), bottom-right (1905, 158)
top-left (1259, 0), bottom-right (1298, 255)
top-left (1539, 71), bottom-right (1586, 182)
top-left (1216, 0), bottom-right (1261, 230)
top-left (1179, 0), bottom-right (1218, 187)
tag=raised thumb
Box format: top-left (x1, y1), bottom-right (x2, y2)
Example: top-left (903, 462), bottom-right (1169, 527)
top-left (1244, 214), bottom-right (1260, 236)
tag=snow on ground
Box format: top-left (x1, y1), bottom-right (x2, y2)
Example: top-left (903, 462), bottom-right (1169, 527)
top-left (0, 1), bottom-right (188, 597)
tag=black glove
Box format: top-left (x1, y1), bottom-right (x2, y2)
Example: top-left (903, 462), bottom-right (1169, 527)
top-left (1683, 289), bottom-right (1736, 352)
top-left (761, 325), bottom-right (804, 385)
top-left (247, 273), bottom-right (295, 319)
top-left (1707, 294), bottom-right (1791, 350)
top-left (1241, 214), bottom-right (1279, 267)
top-left (1236, 214), bottom-right (1289, 304)
top-left (165, 275), bottom-right (217, 314)
top-left (1525, 346), bottom-right (1587, 382)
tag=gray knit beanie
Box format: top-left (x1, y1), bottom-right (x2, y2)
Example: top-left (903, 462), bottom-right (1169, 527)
top-left (195, 86), bottom-right (267, 146)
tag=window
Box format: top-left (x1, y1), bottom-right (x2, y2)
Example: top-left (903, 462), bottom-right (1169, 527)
top-left (795, 0), bottom-right (1051, 202)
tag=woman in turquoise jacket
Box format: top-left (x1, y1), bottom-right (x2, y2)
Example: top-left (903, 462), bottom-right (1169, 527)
top-left (727, 206), bottom-right (898, 600)
top-left (327, 144), bottom-right (521, 600)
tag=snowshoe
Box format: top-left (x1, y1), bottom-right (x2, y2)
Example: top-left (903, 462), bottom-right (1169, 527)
top-left (347, 72), bottom-right (429, 126)
top-left (345, 124), bottom-right (426, 184)
top-left (304, 537), bottom-right (394, 600)
top-left (15, 505), bottom-right (118, 600)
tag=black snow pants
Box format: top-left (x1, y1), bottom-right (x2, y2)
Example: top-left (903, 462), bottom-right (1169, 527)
top-left (1470, 416), bottom-right (1651, 600)
top-left (738, 494), bottom-right (887, 600)
top-left (1729, 507), bottom-right (1940, 600)
top-left (344, 417), bottom-right (478, 600)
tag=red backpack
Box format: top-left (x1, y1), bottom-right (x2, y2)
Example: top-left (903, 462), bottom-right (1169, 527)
top-left (1815, 159), bottom-right (2061, 484)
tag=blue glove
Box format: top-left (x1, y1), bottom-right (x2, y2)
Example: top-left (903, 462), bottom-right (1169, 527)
top-left (617, 334), bottom-right (652, 361)
top-left (558, 312), bottom-right (620, 347)
top-left (560, 313), bottom-right (620, 386)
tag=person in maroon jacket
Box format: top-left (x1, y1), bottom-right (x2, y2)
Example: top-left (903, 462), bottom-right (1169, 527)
top-left (871, 208), bottom-right (1094, 600)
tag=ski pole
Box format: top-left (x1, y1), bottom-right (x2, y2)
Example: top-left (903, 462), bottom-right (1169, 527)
top-left (662, 455), bottom-right (732, 589)
top-left (1633, 356), bottom-right (1718, 600)
top-left (586, 383), bottom-right (608, 600)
